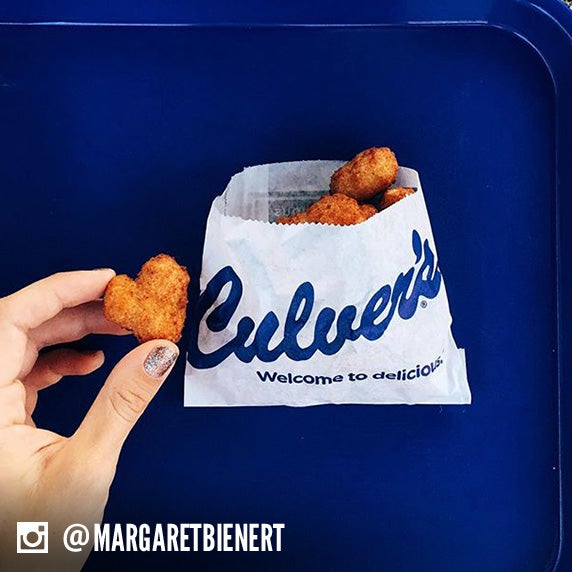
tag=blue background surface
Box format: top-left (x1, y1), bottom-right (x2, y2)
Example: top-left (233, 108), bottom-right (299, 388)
top-left (1, 1), bottom-right (571, 570)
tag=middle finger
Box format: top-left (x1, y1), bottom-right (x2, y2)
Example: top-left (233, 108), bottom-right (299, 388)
top-left (30, 300), bottom-right (130, 349)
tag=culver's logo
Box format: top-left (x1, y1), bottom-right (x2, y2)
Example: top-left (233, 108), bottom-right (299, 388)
top-left (188, 230), bottom-right (441, 369)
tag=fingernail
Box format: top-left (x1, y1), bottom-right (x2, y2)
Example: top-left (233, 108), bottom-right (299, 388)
top-left (93, 268), bottom-right (115, 273)
top-left (143, 346), bottom-right (179, 378)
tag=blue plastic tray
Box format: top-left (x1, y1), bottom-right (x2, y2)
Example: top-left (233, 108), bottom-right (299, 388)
top-left (1, 1), bottom-right (571, 570)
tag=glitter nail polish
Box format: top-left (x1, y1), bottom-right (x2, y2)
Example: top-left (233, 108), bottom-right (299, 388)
top-left (143, 346), bottom-right (179, 378)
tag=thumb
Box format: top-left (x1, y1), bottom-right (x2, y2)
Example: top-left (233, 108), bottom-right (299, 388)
top-left (73, 341), bottom-right (179, 461)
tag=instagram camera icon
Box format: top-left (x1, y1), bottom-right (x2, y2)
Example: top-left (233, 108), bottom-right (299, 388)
top-left (17, 522), bottom-right (49, 553)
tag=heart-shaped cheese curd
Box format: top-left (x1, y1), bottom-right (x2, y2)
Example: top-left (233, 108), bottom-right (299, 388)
top-left (104, 254), bottom-right (190, 343)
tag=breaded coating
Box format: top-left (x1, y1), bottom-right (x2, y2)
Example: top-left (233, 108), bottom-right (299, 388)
top-left (379, 187), bottom-right (415, 210)
top-left (276, 193), bottom-right (377, 226)
top-left (278, 212), bottom-right (310, 225)
top-left (359, 203), bottom-right (378, 219)
top-left (330, 147), bottom-right (398, 201)
top-left (104, 254), bottom-right (190, 343)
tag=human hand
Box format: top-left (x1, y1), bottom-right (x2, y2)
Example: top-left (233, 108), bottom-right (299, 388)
top-left (0, 270), bottom-right (179, 571)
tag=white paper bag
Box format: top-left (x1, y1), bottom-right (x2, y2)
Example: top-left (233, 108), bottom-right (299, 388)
top-left (185, 161), bottom-right (470, 406)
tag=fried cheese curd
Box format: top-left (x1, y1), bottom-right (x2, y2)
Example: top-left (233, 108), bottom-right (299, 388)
top-left (379, 186), bottom-right (415, 210)
top-left (274, 147), bottom-right (415, 226)
top-left (276, 193), bottom-right (377, 226)
top-left (330, 147), bottom-right (398, 201)
top-left (104, 254), bottom-right (190, 343)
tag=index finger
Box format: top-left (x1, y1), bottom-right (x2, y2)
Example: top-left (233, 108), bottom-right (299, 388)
top-left (1, 269), bottom-right (116, 331)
